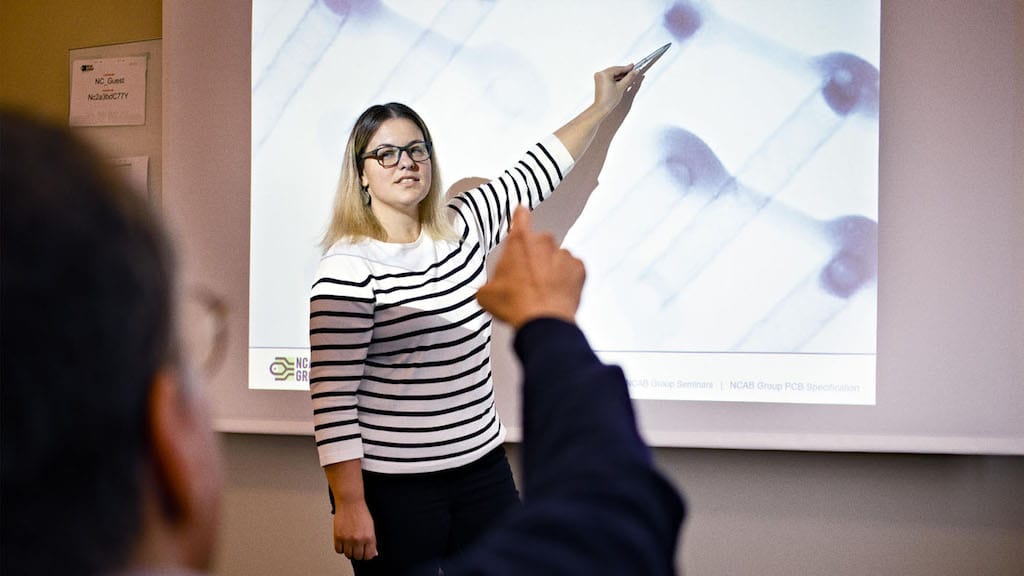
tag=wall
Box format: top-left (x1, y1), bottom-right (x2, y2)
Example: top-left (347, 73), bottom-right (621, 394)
top-left (0, 0), bottom-right (161, 122)
top-left (0, 1), bottom-right (163, 202)
top-left (220, 435), bottom-right (1024, 575)
top-left (3, 1), bottom-right (1022, 575)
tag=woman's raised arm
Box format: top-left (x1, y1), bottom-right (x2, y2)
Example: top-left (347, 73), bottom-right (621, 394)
top-left (554, 64), bottom-right (641, 160)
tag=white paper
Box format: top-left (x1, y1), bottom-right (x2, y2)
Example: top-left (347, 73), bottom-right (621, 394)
top-left (69, 56), bottom-right (147, 126)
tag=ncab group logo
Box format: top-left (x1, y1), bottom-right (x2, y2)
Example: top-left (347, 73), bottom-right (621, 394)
top-left (270, 356), bottom-right (310, 383)
top-left (249, 350), bottom-right (311, 390)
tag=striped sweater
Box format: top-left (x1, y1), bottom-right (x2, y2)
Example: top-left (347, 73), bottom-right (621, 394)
top-left (309, 134), bottom-right (575, 473)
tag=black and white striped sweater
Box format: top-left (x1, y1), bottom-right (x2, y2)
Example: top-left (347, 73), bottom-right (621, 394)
top-left (309, 134), bottom-right (574, 473)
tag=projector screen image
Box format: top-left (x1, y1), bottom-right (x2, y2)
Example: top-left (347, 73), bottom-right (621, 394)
top-left (249, 0), bottom-right (881, 406)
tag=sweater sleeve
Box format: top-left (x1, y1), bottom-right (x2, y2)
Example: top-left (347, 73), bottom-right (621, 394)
top-left (449, 134), bottom-right (575, 254)
top-left (308, 253), bottom-right (374, 466)
top-left (439, 319), bottom-right (685, 576)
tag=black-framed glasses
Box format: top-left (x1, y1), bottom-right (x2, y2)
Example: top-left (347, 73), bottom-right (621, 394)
top-left (361, 141), bottom-right (432, 168)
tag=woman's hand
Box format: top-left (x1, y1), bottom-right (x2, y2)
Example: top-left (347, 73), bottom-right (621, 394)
top-left (333, 497), bottom-right (378, 561)
top-left (593, 64), bottom-right (641, 117)
top-left (324, 459), bottom-right (378, 561)
top-left (555, 64), bottom-right (644, 160)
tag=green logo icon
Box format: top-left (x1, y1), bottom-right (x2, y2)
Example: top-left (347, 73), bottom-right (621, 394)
top-left (269, 357), bottom-right (296, 381)
top-left (268, 356), bottom-right (310, 382)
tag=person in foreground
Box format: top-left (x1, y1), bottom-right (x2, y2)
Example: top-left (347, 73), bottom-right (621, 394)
top-left (0, 111), bottom-right (681, 575)
top-left (439, 206), bottom-right (686, 575)
top-left (1, 112), bottom-right (223, 575)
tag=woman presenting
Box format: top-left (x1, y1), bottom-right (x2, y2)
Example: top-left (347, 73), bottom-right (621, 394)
top-left (309, 63), bottom-right (641, 575)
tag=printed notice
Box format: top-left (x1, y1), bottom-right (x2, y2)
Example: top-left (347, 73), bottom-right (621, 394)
top-left (70, 56), bottom-right (147, 126)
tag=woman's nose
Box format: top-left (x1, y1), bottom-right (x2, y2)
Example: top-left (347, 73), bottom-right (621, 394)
top-left (396, 149), bottom-right (417, 169)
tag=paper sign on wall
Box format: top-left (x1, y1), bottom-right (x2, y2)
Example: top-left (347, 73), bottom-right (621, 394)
top-left (69, 56), bottom-right (147, 126)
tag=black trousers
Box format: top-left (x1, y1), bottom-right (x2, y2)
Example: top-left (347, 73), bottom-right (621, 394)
top-left (349, 446), bottom-right (520, 576)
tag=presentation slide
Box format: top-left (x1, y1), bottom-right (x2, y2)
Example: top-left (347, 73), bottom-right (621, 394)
top-left (248, 0), bottom-right (880, 406)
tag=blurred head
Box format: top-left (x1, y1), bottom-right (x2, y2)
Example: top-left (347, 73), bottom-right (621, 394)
top-left (0, 112), bottom-right (222, 574)
top-left (321, 102), bottom-right (455, 249)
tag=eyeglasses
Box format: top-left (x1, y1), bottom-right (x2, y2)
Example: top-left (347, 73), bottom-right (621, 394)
top-left (361, 141), bottom-right (432, 168)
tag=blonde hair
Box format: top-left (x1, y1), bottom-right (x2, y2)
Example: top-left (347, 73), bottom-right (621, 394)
top-left (320, 103), bottom-right (456, 251)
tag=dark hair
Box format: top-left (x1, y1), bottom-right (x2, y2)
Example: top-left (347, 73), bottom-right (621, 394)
top-left (1, 112), bottom-right (176, 574)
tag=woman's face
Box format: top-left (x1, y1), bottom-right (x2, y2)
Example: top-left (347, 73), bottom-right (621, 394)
top-left (360, 117), bottom-right (433, 221)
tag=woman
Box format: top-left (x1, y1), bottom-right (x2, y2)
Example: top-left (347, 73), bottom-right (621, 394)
top-left (309, 63), bottom-right (641, 574)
